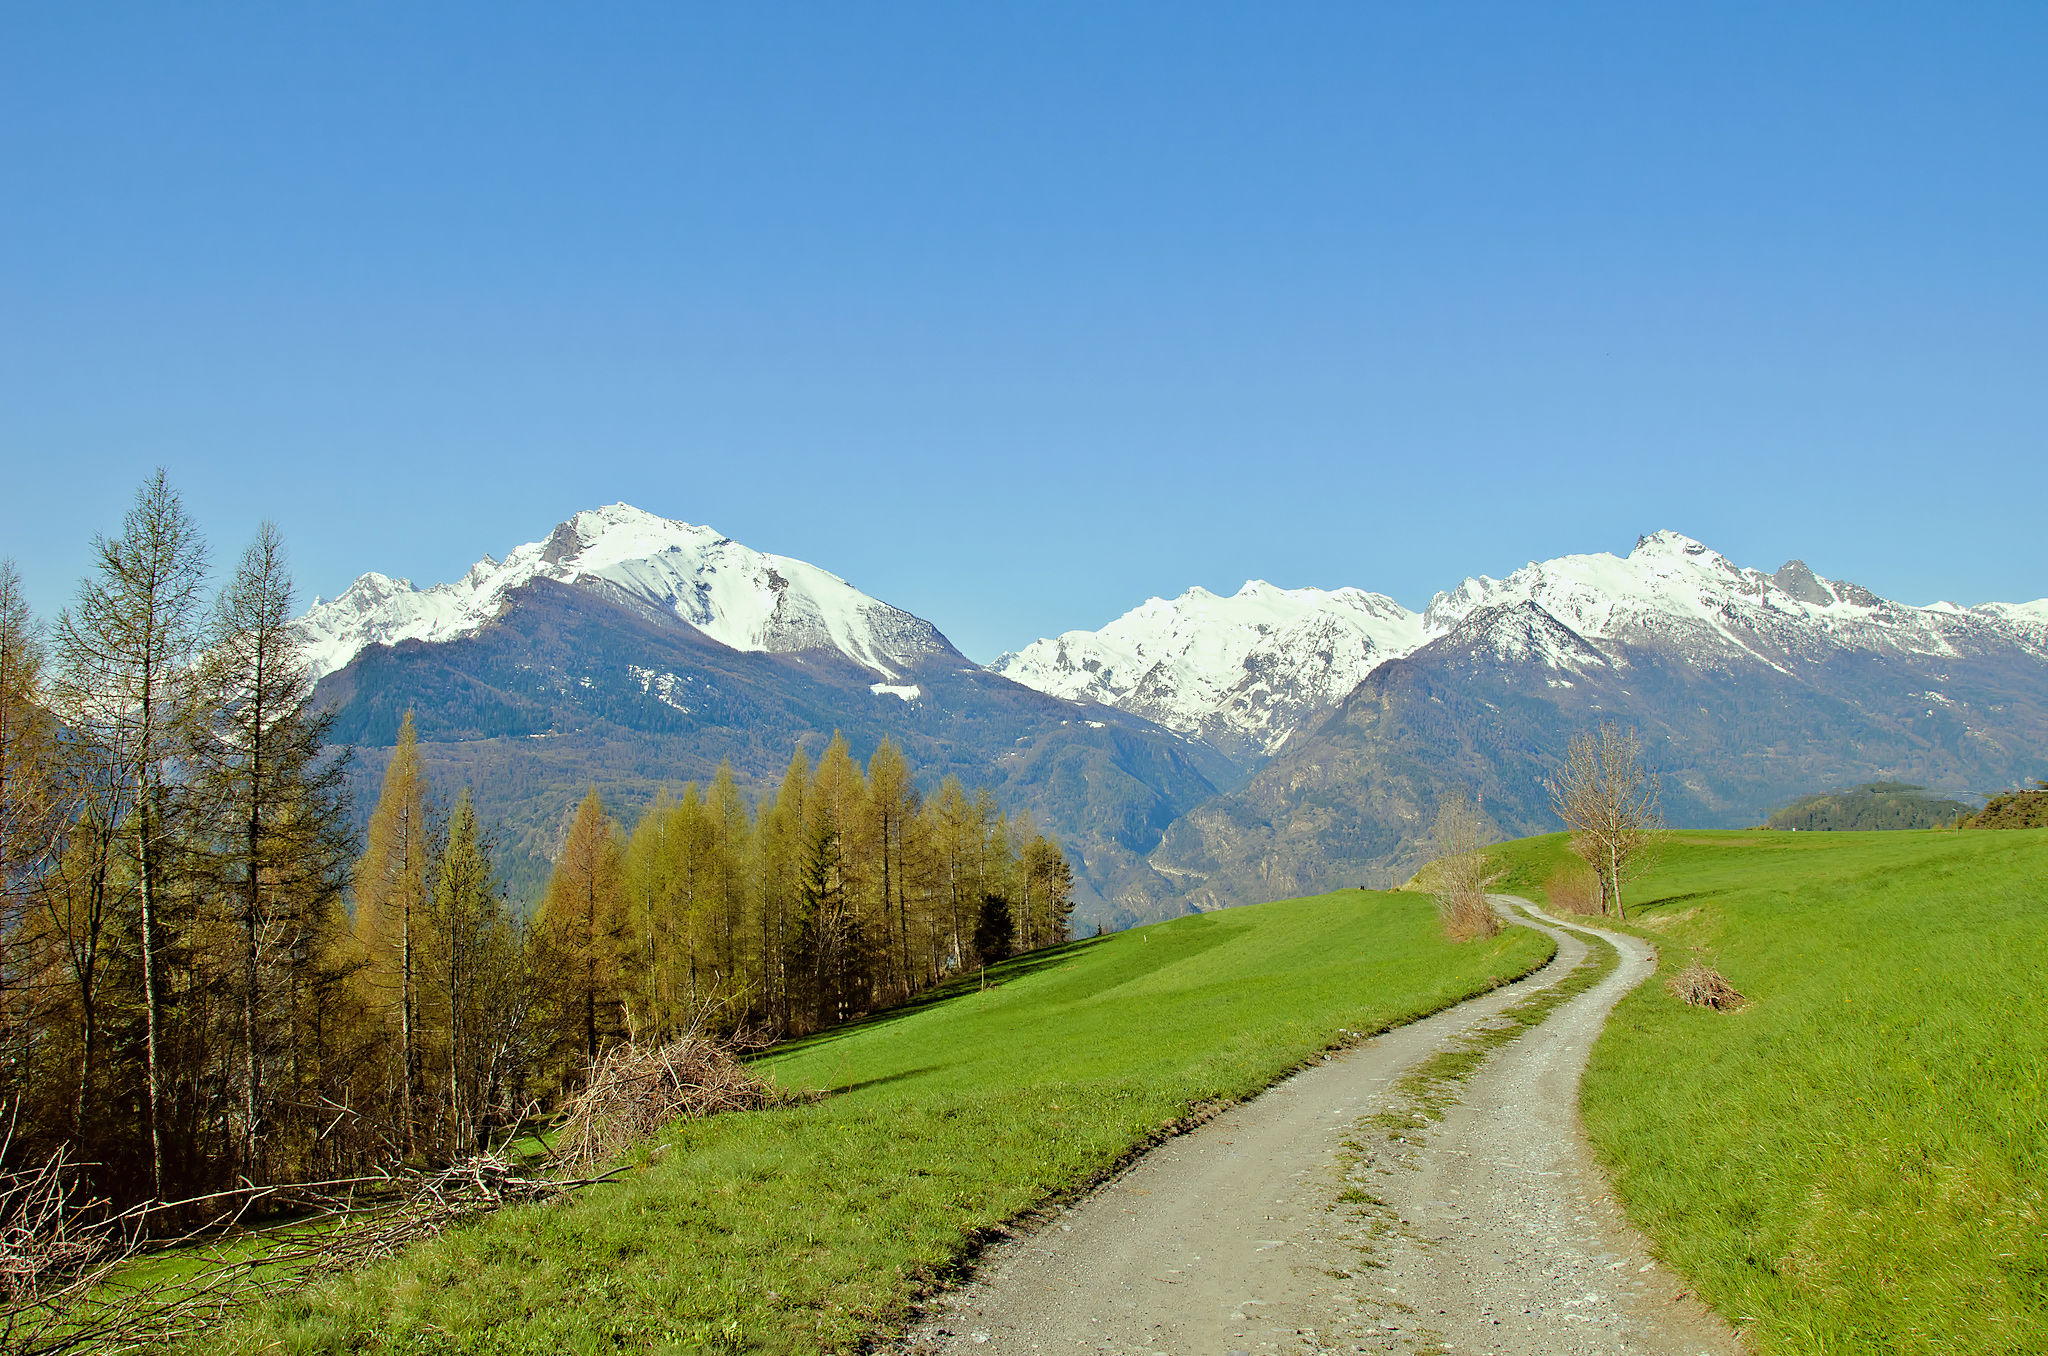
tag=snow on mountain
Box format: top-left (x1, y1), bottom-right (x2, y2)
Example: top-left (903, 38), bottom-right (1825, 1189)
top-left (1421, 531), bottom-right (2048, 669)
top-left (996, 531), bottom-right (2048, 762)
top-left (991, 581), bottom-right (1425, 757)
top-left (294, 504), bottom-right (952, 682)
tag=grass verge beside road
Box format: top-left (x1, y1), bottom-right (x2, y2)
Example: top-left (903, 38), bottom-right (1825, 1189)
top-left (1494, 827), bottom-right (2048, 1355)
top-left (222, 889), bottom-right (1549, 1355)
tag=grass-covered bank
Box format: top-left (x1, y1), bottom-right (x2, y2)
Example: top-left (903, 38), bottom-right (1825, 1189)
top-left (1495, 828), bottom-right (2048, 1355)
top-left (222, 889), bottom-right (1549, 1354)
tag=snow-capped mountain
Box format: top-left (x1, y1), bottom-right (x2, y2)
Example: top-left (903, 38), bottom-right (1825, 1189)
top-left (295, 504), bottom-right (953, 682)
top-left (1420, 530), bottom-right (2048, 670)
top-left (992, 582), bottom-right (1425, 758)
top-left (996, 531), bottom-right (2048, 762)
top-left (1147, 534), bottom-right (2048, 914)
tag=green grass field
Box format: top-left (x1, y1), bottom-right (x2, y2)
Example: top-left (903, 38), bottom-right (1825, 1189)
top-left (220, 888), bottom-right (1549, 1354)
top-left (1494, 827), bottom-right (2048, 1355)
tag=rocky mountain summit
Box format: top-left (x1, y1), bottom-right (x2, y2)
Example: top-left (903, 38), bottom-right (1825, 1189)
top-left (998, 531), bottom-right (2048, 774)
top-left (295, 503), bottom-right (951, 684)
top-left (993, 581), bottom-right (1423, 760)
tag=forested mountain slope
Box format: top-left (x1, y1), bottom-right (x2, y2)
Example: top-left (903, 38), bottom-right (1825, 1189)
top-left (314, 576), bottom-right (1228, 922)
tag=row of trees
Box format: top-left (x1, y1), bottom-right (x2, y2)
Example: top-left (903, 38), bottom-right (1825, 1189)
top-left (349, 714), bottom-right (1075, 1168)
top-left (0, 474), bottom-right (357, 1205)
top-left (0, 471), bottom-right (1075, 1211)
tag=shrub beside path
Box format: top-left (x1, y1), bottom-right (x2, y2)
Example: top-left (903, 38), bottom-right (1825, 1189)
top-left (899, 900), bottom-right (1743, 1356)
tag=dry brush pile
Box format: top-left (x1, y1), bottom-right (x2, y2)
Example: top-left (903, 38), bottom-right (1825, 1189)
top-left (1668, 951), bottom-right (1745, 1011)
top-left (552, 1033), bottom-right (778, 1167)
top-left (0, 1029), bottom-right (775, 1354)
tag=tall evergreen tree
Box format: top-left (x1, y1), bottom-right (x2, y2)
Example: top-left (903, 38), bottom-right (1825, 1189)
top-left (53, 470), bottom-right (209, 1197)
top-left (0, 560), bottom-right (56, 1086)
top-left (352, 709), bottom-right (436, 1156)
top-left (538, 788), bottom-right (626, 1073)
top-left (422, 789), bottom-right (504, 1153)
top-left (189, 522), bottom-right (354, 1177)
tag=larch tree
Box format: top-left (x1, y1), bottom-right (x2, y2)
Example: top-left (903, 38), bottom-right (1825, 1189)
top-left (540, 787), bottom-right (626, 1070)
top-left (53, 469), bottom-right (209, 1198)
top-left (1545, 723), bottom-right (1662, 921)
top-left (706, 761), bottom-right (750, 1007)
top-left (864, 740), bottom-right (915, 1000)
top-left (0, 560), bottom-right (58, 1071)
top-left (353, 709), bottom-right (437, 1156)
top-left (189, 521), bottom-right (354, 1176)
top-left (755, 750), bottom-right (810, 1033)
top-left (423, 789), bottom-right (501, 1153)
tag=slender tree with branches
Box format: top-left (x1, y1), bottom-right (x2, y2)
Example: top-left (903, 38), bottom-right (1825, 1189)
top-left (52, 471), bottom-right (209, 1198)
top-left (1423, 789), bottom-right (1502, 939)
top-left (1545, 722), bottom-right (1662, 921)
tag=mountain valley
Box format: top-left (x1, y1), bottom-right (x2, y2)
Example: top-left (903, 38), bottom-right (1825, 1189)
top-left (301, 509), bottom-right (2048, 926)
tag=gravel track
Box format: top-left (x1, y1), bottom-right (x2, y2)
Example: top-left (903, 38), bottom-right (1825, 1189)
top-left (897, 899), bottom-right (1743, 1356)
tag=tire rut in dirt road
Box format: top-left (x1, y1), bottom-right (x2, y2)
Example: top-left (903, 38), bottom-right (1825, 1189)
top-left (896, 898), bottom-right (1743, 1356)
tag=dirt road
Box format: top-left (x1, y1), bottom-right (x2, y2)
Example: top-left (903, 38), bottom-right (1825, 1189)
top-left (899, 901), bottom-right (1743, 1356)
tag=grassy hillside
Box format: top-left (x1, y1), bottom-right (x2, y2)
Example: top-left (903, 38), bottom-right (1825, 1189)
top-left (223, 889), bottom-right (1549, 1354)
top-left (1494, 827), bottom-right (2048, 1355)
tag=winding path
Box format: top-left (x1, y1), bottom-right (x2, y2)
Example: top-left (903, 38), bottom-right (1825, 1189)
top-left (898, 900), bottom-right (1743, 1356)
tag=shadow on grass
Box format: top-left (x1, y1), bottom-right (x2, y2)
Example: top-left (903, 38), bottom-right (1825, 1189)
top-left (1630, 890), bottom-right (1715, 911)
top-left (758, 934), bottom-right (1113, 1063)
top-left (827, 1065), bottom-right (952, 1096)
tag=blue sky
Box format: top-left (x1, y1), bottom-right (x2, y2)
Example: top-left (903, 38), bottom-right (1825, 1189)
top-left (4, 3), bottom-right (2043, 661)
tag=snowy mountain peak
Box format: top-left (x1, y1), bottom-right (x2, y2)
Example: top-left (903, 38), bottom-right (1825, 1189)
top-left (991, 580), bottom-right (1426, 758)
top-left (293, 504), bottom-right (953, 682)
top-left (1000, 531), bottom-right (2048, 764)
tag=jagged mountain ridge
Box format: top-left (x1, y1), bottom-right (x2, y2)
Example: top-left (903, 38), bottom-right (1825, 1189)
top-left (998, 530), bottom-right (2048, 764)
top-left (993, 581), bottom-right (1424, 761)
top-left (296, 503), bottom-right (951, 684)
top-left (1141, 570), bottom-right (2048, 913)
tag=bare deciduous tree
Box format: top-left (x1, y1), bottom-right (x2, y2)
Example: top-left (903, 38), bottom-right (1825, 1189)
top-left (1424, 789), bottom-right (1501, 939)
top-left (1545, 723), bottom-right (1662, 921)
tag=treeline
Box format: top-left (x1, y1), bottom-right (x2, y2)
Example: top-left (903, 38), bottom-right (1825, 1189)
top-left (0, 471), bottom-right (1074, 1212)
top-left (353, 712), bottom-right (1074, 1168)
top-left (1765, 781), bottom-right (1974, 832)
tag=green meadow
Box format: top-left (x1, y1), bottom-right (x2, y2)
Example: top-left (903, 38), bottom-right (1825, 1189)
top-left (1495, 827), bottom-right (2048, 1355)
top-left (221, 889), bottom-right (1549, 1354)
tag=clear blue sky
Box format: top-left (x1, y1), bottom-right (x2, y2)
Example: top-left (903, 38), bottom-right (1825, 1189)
top-left (4, 3), bottom-right (2043, 661)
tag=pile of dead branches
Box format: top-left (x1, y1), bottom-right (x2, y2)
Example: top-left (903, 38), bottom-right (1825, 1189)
top-left (1669, 956), bottom-right (1745, 1010)
top-left (3, 1030), bottom-right (770, 1351)
top-left (553, 1033), bottom-right (775, 1167)
top-left (0, 1150), bottom-right (622, 1356)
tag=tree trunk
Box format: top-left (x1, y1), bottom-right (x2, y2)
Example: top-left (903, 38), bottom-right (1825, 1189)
top-left (135, 796), bottom-right (166, 1199)
top-left (1609, 842), bottom-right (1624, 922)
top-left (243, 803), bottom-right (262, 1178)
top-left (401, 879), bottom-right (415, 1158)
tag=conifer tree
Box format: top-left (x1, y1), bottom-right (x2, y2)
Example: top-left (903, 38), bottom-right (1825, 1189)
top-left (865, 741), bottom-right (916, 1000)
top-left (706, 761), bottom-right (750, 1007)
top-left (352, 710), bottom-right (436, 1155)
top-left (53, 470), bottom-right (209, 1197)
top-left (539, 787), bottom-right (626, 1072)
top-left (423, 789), bottom-right (502, 1153)
top-left (756, 750), bottom-right (810, 1032)
top-left (189, 522), bottom-right (354, 1176)
top-left (0, 560), bottom-right (57, 1081)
